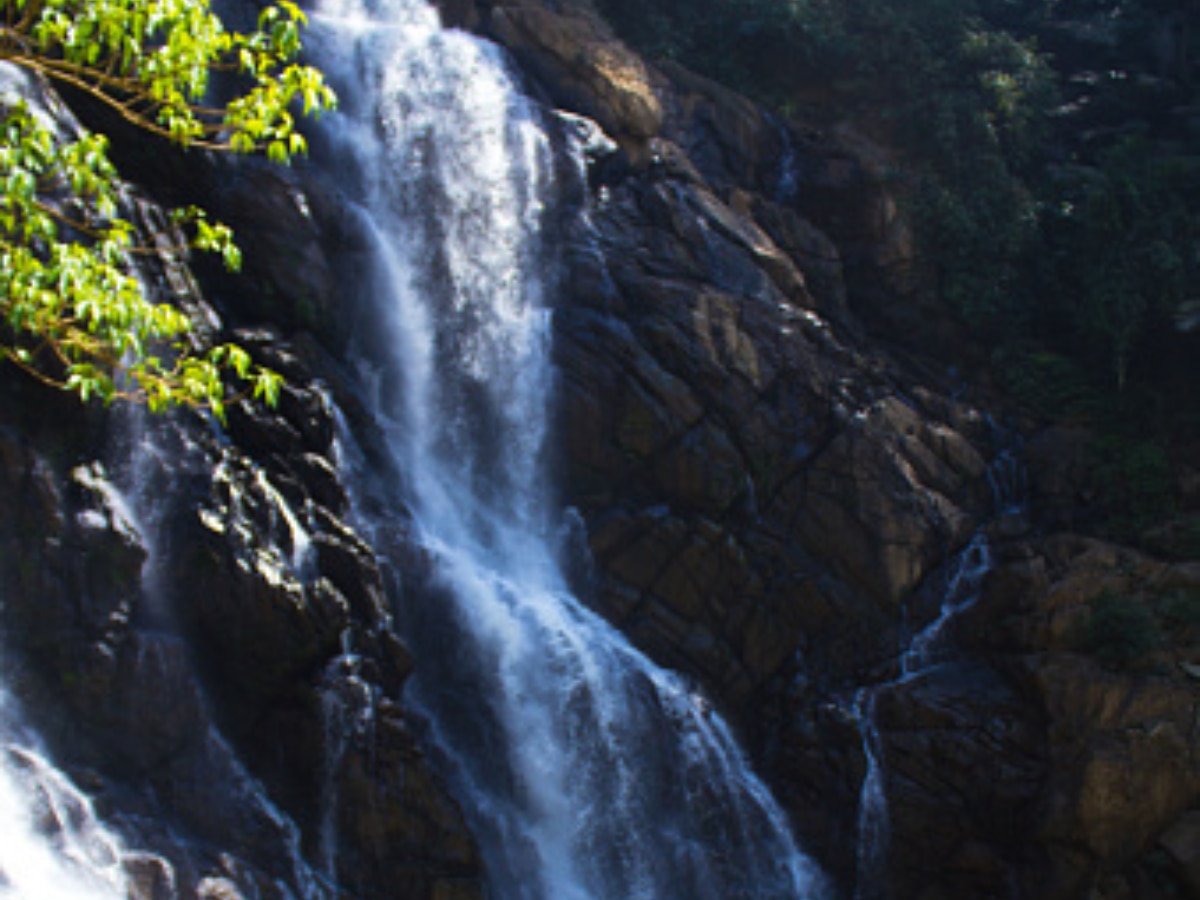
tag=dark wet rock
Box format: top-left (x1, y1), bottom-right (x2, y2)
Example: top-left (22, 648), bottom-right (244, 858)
top-left (199, 163), bottom-right (349, 350)
top-left (1159, 810), bottom-right (1200, 898)
top-left (554, 149), bottom-right (991, 702)
top-left (320, 684), bottom-right (481, 896)
top-left (0, 65), bottom-right (479, 900)
top-left (226, 400), bottom-right (306, 459)
top-left (872, 663), bottom-right (1047, 900)
top-left (311, 524), bottom-right (389, 623)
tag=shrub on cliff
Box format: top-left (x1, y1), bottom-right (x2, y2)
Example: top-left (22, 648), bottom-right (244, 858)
top-left (1087, 589), bottom-right (1162, 668)
top-left (0, 0), bottom-right (335, 416)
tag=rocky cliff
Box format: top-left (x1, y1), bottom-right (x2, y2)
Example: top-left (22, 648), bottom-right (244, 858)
top-left (0, 1), bottom-right (1197, 899)
top-left (0, 62), bottom-right (479, 899)
top-left (452, 2), bottom-right (1200, 898)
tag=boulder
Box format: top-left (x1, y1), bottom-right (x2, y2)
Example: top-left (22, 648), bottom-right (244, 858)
top-left (123, 852), bottom-right (177, 900)
top-left (656, 61), bottom-right (780, 190)
top-left (486, 1), bottom-right (662, 148)
top-left (202, 163), bottom-right (348, 349)
top-left (1031, 655), bottom-right (1199, 861)
top-left (793, 396), bottom-right (980, 607)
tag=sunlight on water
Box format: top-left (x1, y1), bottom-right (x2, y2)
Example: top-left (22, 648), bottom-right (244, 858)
top-left (0, 693), bottom-right (126, 900)
top-left (310, 1), bottom-right (829, 897)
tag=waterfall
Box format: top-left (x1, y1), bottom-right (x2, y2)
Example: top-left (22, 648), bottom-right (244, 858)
top-left (849, 533), bottom-right (995, 900)
top-left (769, 114), bottom-right (799, 205)
top-left (851, 531), bottom-right (995, 899)
top-left (852, 690), bottom-right (886, 900)
top-left (850, 446), bottom-right (1026, 898)
top-left (899, 533), bottom-right (992, 677)
top-left (309, 2), bottom-right (827, 897)
top-left (0, 689), bottom-right (128, 900)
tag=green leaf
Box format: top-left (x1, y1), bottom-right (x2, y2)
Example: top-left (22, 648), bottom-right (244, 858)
top-left (0, 0), bottom-right (335, 417)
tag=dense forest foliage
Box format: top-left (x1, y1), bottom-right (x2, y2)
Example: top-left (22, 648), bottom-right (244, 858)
top-left (595, 0), bottom-right (1200, 545)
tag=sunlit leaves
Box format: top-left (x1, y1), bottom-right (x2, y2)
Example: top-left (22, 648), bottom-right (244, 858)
top-left (7, 0), bottom-right (335, 158)
top-left (0, 107), bottom-right (275, 415)
top-left (0, 0), bottom-right (335, 413)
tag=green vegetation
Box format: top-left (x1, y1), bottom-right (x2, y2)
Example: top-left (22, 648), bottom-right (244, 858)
top-left (1086, 585), bottom-right (1200, 669)
top-left (1036, 138), bottom-right (1199, 394)
top-left (0, 0), bottom-right (335, 416)
top-left (1086, 589), bottom-right (1161, 668)
top-left (1090, 434), bottom-right (1177, 539)
top-left (1158, 588), bottom-right (1200, 628)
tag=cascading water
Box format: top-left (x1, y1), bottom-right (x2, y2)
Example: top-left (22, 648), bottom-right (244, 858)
top-left (899, 533), bottom-right (992, 677)
top-left (769, 114), bottom-right (799, 205)
top-left (106, 417), bottom-right (332, 900)
top-left (0, 65), bottom-right (131, 895)
top-left (0, 688), bottom-right (127, 900)
top-left (851, 689), bottom-right (886, 900)
top-left (850, 446), bottom-right (1026, 900)
top-left (309, 2), bottom-right (827, 897)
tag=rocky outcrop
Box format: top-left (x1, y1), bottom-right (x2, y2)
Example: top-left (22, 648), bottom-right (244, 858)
top-left (462, 0), bottom-right (996, 697)
top-left (487, 1), bottom-right (663, 148)
top-left (0, 295), bottom-right (481, 900)
top-left (0, 62), bottom-right (480, 900)
top-left (966, 537), bottom-right (1200, 900)
top-left (778, 531), bottom-right (1200, 899)
top-left (438, 4), bottom-right (1200, 899)
top-left (553, 156), bottom-right (994, 706)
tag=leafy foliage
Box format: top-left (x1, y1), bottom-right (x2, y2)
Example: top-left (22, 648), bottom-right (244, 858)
top-left (1159, 588), bottom-right (1200, 628)
top-left (0, 0), bottom-right (335, 415)
top-left (1086, 589), bottom-right (1161, 668)
top-left (1036, 141), bottom-right (1200, 393)
top-left (1089, 434), bottom-right (1177, 538)
top-left (993, 347), bottom-right (1099, 419)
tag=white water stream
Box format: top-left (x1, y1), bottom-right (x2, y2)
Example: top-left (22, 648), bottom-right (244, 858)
top-left (851, 533), bottom-right (994, 900)
top-left (309, 1), bottom-right (827, 897)
top-left (0, 62), bottom-right (131, 900)
top-left (0, 690), bottom-right (127, 900)
top-left (851, 444), bottom-right (1026, 900)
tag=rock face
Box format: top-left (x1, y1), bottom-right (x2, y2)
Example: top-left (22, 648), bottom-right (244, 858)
top-left (0, 62), bottom-right (480, 900)
top-left (488, 1), bottom-right (663, 146)
top-left (968, 537), bottom-right (1200, 900)
top-left (451, 3), bottom-right (1200, 899)
top-left (0, 289), bottom-right (483, 900)
top-left (470, 0), bottom-right (995, 690)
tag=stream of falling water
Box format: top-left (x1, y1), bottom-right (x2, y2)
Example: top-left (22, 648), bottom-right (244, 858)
top-left (0, 60), bottom-right (128, 900)
top-left (309, 1), bottom-right (827, 898)
top-left (0, 689), bottom-right (127, 900)
top-left (851, 444), bottom-right (1026, 900)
